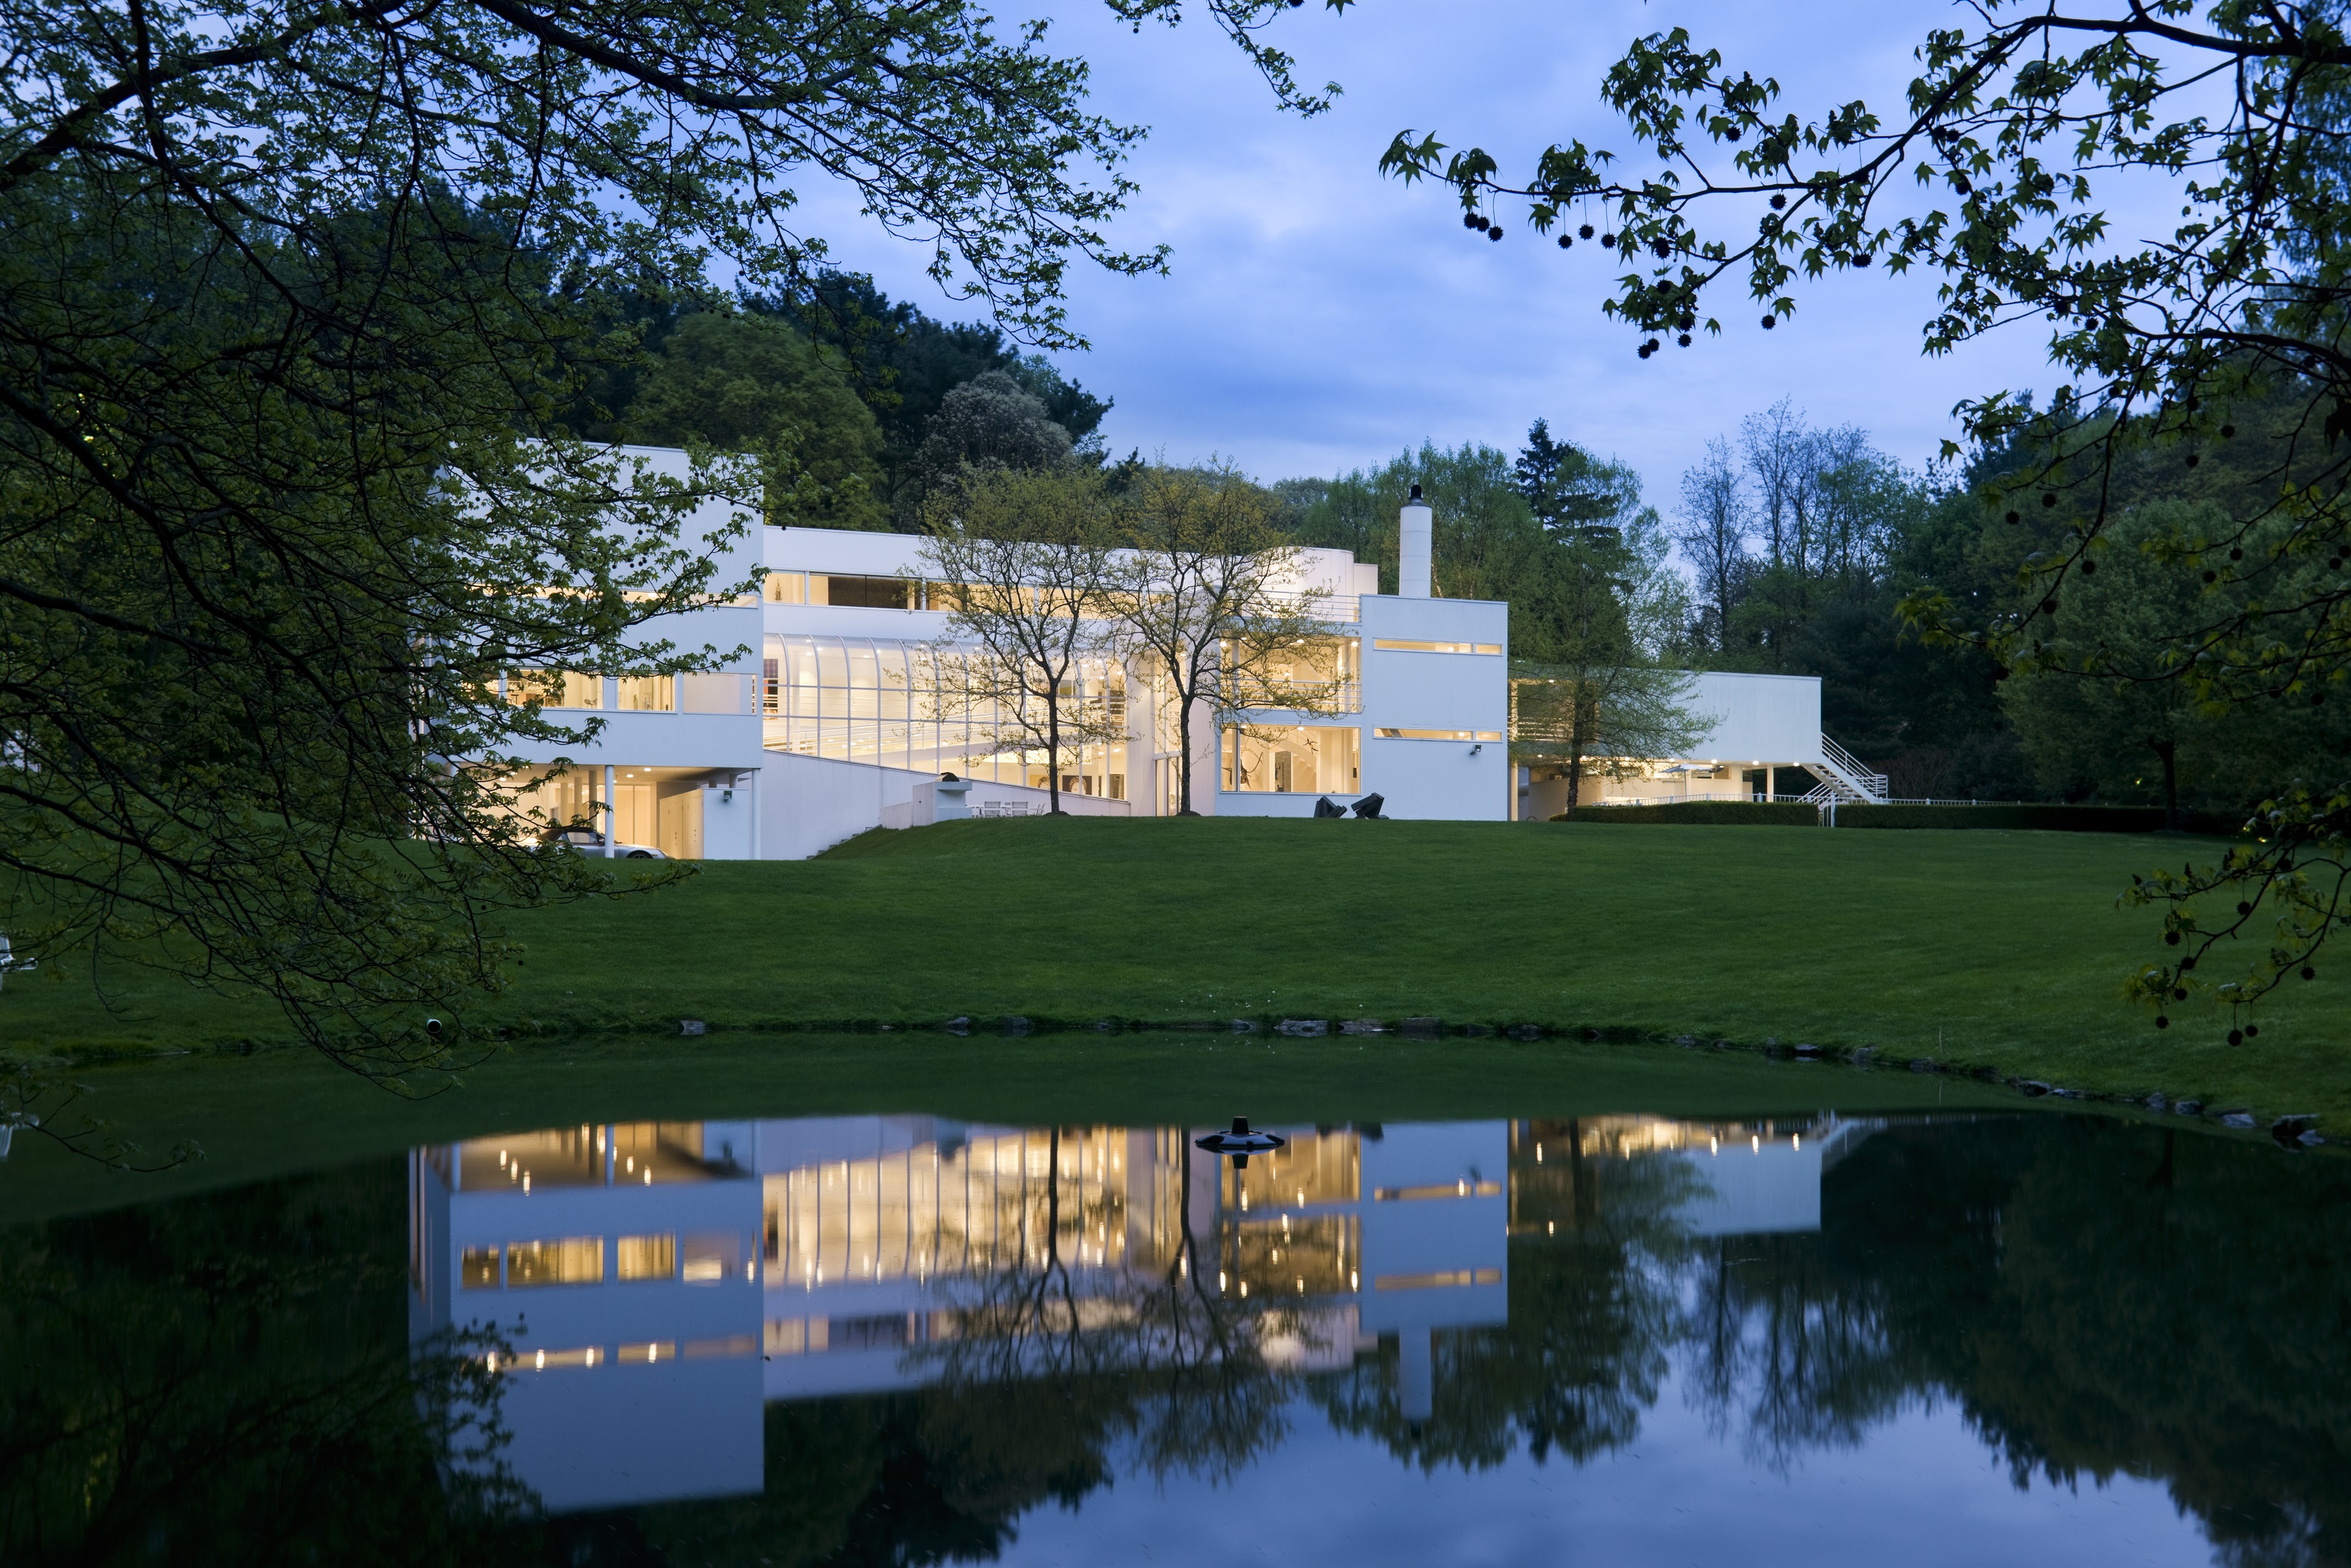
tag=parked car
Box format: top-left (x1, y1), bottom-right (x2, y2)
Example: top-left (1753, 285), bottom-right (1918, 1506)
top-left (535, 826), bottom-right (666, 859)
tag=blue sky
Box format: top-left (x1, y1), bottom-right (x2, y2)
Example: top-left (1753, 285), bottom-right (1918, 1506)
top-left (798, 1), bottom-right (2136, 516)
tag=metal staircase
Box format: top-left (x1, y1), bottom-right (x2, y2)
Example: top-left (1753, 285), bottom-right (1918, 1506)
top-left (1803, 734), bottom-right (1890, 805)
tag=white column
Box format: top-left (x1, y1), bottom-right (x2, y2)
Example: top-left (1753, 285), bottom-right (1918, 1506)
top-left (1764, 765), bottom-right (1776, 802)
top-left (747, 769), bottom-right (761, 860)
top-left (603, 764), bottom-right (618, 856)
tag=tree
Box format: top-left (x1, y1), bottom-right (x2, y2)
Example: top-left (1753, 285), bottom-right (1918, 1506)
top-left (793, 273), bottom-right (1114, 521)
top-left (910, 370), bottom-right (1078, 513)
top-left (0, 0), bottom-right (1322, 1073)
top-left (1510, 514), bottom-right (1705, 816)
top-left (1374, 0), bottom-right (2351, 1017)
top-left (1516, 417), bottom-right (1643, 541)
top-left (919, 467), bottom-right (1126, 814)
top-left (621, 311), bottom-right (888, 531)
top-left (1104, 465), bottom-right (1337, 815)
top-left (1673, 437), bottom-right (1753, 654)
top-left (2002, 503), bottom-right (2216, 826)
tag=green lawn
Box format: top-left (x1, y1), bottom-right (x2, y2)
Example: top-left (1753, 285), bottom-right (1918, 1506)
top-left (6, 816), bottom-right (2347, 1123)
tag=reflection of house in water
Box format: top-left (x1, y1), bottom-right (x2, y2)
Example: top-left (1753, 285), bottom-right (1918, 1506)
top-left (1507, 1115), bottom-right (1879, 1239)
top-left (410, 1113), bottom-right (1851, 1510)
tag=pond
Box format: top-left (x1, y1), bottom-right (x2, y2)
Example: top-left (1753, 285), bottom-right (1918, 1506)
top-left (4, 1053), bottom-right (2346, 1567)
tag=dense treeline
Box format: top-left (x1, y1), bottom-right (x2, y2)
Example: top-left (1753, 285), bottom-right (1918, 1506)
top-left (569, 278), bottom-right (1114, 532)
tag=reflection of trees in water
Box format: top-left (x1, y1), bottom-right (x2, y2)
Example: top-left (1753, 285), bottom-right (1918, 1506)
top-left (1311, 1121), bottom-right (1699, 1471)
top-left (912, 1127), bottom-right (1302, 1485)
top-left (0, 1165), bottom-right (519, 1567)
top-left (1676, 1231), bottom-right (1911, 1470)
top-left (16, 1119), bottom-right (2351, 1567)
top-left (1853, 1121), bottom-right (2351, 1568)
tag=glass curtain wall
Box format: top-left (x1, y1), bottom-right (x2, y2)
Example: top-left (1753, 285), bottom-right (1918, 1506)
top-left (764, 1126), bottom-right (1189, 1288)
top-left (764, 634), bottom-right (1129, 796)
top-left (1222, 725), bottom-right (1362, 794)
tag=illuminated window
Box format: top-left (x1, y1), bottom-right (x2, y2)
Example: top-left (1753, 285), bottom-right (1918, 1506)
top-left (1374, 728), bottom-right (1502, 742)
top-left (1371, 639), bottom-right (1502, 655)
top-left (506, 1236), bottom-right (603, 1287)
top-left (461, 1246), bottom-right (502, 1289)
top-left (1372, 1181), bottom-right (1503, 1201)
top-left (507, 670), bottom-right (603, 709)
top-left (616, 675), bottom-right (674, 712)
top-left (1374, 1268), bottom-right (1502, 1291)
top-left (682, 1232), bottom-right (742, 1284)
top-left (618, 1234), bottom-right (676, 1281)
top-left (764, 633), bottom-right (1127, 794)
top-left (762, 571), bottom-right (806, 603)
top-left (814, 574), bottom-right (913, 609)
top-left (1221, 725), bottom-right (1361, 794)
top-left (683, 1334), bottom-right (758, 1359)
top-left (1221, 1215), bottom-right (1360, 1298)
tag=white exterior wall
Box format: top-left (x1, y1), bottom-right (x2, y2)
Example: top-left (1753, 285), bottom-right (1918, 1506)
top-left (493, 447), bottom-right (769, 853)
top-left (1683, 672), bottom-right (1825, 769)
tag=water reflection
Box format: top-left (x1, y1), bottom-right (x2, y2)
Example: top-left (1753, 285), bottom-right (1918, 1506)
top-left (7, 1108), bottom-right (2348, 1566)
top-left (405, 1112), bottom-right (1913, 1510)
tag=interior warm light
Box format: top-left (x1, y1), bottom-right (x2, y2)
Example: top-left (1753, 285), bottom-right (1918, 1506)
top-left (1752, 1135), bottom-right (1761, 1153)
top-left (1794, 1133), bottom-right (1802, 1151)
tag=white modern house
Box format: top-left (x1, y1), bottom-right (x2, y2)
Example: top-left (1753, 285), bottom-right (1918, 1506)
top-left (489, 448), bottom-right (1879, 860)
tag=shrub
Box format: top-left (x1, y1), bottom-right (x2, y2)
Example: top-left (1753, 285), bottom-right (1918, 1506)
top-left (1834, 803), bottom-right (2243, 834)
top-left (1550, 801), bottom-right (1817, 826)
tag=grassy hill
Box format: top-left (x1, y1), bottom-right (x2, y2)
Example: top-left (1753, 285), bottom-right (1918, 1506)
top-left (5, 816), bottom-right (2346, 1122)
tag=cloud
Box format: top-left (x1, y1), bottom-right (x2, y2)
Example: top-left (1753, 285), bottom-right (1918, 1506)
top-left (801, 0), bottom-right (2177, 508)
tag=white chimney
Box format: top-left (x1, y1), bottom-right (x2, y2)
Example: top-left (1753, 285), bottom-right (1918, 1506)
top-left (1398, 483), bottom-right (1433, 598)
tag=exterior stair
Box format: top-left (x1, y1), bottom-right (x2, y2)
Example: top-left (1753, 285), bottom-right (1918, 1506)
top-left (1803, 734), bottom-right (1890, 805)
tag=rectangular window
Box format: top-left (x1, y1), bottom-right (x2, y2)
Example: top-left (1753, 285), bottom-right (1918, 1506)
top-left (682, 1232), bottom-right (742, 1284)
top-left (1374, 728), bottom-right (1502, 742)
top-left (1373, 1268), bottom-right (1503, 1291)
top-left (1371, 640), bottom-right (1503, 655)
top-left (815, 574), bottom-right (913, 609)
top-left (684, 1334), bottom-right (758, 1359)
top-left (762, 571), bottom-right (806, 604)
top-left (617, 1233), bottom-right (677, 1282)
top-left (1372, 1181), bottom-right (1504, 1200)
top-left (681, 673), bottom-right (747, 714)
top-left (618, 1341), bottom-right (676, 1364)
top-left (461, 1246), bottom-right (502, 1290)
top-left (1223, 725), bottom-right (1361, 794)
top-left (616, 675), bottom-right (674, 712)
top-left (831, 1313), bottom-right (911, 1351)
top-left (507, 670), bottom-right (603, 709)
top-left (507, 1236), bottom-right (604, 1287)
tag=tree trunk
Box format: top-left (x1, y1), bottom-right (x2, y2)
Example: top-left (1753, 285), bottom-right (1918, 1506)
top-left (1176, 696), bottom-right (1197, 815)
top-left (1563, 752), bottom-right (1584, 817)
top-left (1047, 687), bottom-right (1063, 814)
top-left (2152, 736), bottom-right (2179, 829)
